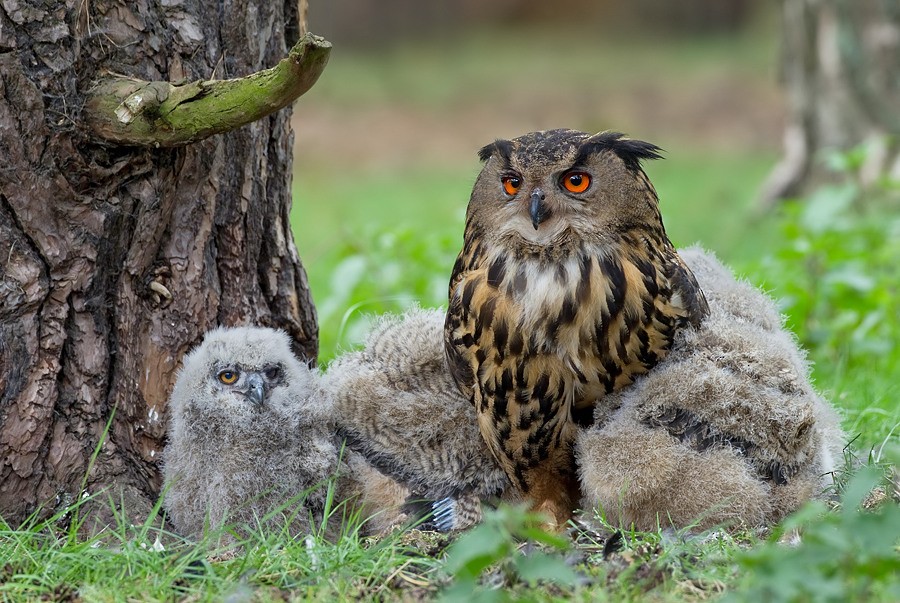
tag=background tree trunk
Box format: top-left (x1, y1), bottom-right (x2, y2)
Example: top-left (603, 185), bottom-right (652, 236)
top-left (0, 1), bottom-right (318, 528)
top-left (759, 0), bottom-right (900, 207)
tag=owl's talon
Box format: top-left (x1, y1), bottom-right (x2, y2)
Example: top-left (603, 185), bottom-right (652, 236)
top-left (431, 497), bottom-right (457, 532)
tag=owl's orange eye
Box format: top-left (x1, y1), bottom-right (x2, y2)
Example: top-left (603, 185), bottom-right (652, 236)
top-left (561, 171), bottom-right (591, 194)
top-left (218, 370), bottom-right (239, 385)
top-left (501, 176), bottom-right (521, 196)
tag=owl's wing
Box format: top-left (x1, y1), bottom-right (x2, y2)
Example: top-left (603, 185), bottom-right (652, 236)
top-left (666, 250), bottom-right (710, 329)
top-left (444, 238), bottom-right (488, 402)
top-left (444, 293), bottom-right (476, 401)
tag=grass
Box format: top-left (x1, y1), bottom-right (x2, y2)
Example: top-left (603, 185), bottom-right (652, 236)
top-left (3, 462), bottom-right (896, 601)
top-left (0, 490), bottom-right (443, 602)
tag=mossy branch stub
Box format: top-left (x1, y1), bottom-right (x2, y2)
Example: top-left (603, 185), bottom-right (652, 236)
top-left (84, 34), bottom-right (331, 148)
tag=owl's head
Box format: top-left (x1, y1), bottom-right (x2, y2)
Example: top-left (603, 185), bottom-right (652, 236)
top-left (170, 326), bottom-right (314, 419)
top-left (469, 129), bottom-right (665, 249)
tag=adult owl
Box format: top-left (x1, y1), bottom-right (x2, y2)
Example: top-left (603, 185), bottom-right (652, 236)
top-left (444, 129), bottom-right (709, 527)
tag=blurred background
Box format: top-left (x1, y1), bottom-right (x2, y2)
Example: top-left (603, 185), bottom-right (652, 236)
top-left (292, 1), bottom-right (783, 345)
top-left (289, 0), bottom-right (898, 446)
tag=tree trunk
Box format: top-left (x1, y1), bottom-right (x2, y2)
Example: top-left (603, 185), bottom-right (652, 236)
top-left (0, 0), bottom-right (319, 528)
top-left (759, 0), bottom-right (900, 207)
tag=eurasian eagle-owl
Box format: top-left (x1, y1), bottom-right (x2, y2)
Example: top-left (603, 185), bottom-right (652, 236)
top-left (444, 129), bottom-right (709, 527)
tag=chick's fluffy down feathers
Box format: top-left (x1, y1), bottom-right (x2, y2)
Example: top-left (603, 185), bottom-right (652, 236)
top-left (576, 246), bottom-right (845, 530)
top-left (162, 327), bottom-right (337, 541)
top-left (321, 308), bottom-right (509, 504)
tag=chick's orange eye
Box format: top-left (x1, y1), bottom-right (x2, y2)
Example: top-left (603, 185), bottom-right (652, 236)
top-left (501, 176), bottom-right (521, 196)
top-left (218, 370), bottom-right (238, 385)
top-left (562, 171), bottom-right (591, 194)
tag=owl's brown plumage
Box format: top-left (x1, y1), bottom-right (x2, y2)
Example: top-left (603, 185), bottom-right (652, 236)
top-left (444, 129), bottom-right (709, 527)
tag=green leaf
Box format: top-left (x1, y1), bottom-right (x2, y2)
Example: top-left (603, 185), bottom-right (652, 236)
top-left (840, 466), bottom-right (881, 517)
top-left (517, 527), bottom-right (569, 550)
top-left (800, 183), bottom-right (857, 234)
top-left (777, 500), bottom-right (827, 535)
top-left (440, 581), bottom-right (509, 603)
top-left (513, 552), bottom-right (578, 587)
top-left (328, 255), bottom-right (367, 297)
top-left (443, 526), bottom-right (508, 580)
top-left (822, 266), bottom-right (876, 292)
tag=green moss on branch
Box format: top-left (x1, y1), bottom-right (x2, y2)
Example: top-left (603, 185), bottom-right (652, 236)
top-left (84, 33), bottom-right (331, 147)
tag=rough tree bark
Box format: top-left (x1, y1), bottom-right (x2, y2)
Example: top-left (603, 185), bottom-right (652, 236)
top-left (759, 0), bottom-right (900, 207)
top-left (0, 1), bottom-right (323, 528)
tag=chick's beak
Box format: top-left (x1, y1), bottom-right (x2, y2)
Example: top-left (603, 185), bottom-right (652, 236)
top-left (246, 372), bottom-right (266, 405)
top-left (530, 188), bottom-right (549, 230)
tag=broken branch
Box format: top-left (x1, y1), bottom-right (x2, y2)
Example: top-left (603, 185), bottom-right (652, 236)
top-left (84, 33), bottom-right (331, 148)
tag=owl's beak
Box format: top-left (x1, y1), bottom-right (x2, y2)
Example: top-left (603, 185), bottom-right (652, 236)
top-left (530, 189), bottom-right (549, 230)
top-left (246, 373), bottom-right (266, 405)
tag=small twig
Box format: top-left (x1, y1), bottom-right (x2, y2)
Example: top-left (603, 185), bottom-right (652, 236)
top-left (148, 281), bottom-right (172, 302)
top-left (298, 0), bottom-right (309, 37)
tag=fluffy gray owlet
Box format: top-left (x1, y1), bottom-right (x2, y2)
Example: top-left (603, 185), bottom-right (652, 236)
top-left (576, 246), bottom-right (847, 530)
top-left (162, 326), bottom-right (340, 541)
top-left (322, 308), bottom-right (511, 531)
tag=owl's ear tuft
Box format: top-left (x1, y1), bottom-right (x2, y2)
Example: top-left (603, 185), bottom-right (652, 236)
top-left (478, 139), bottom-right (514, 163)
top-left (575, 131), bottom-right (664, 171)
